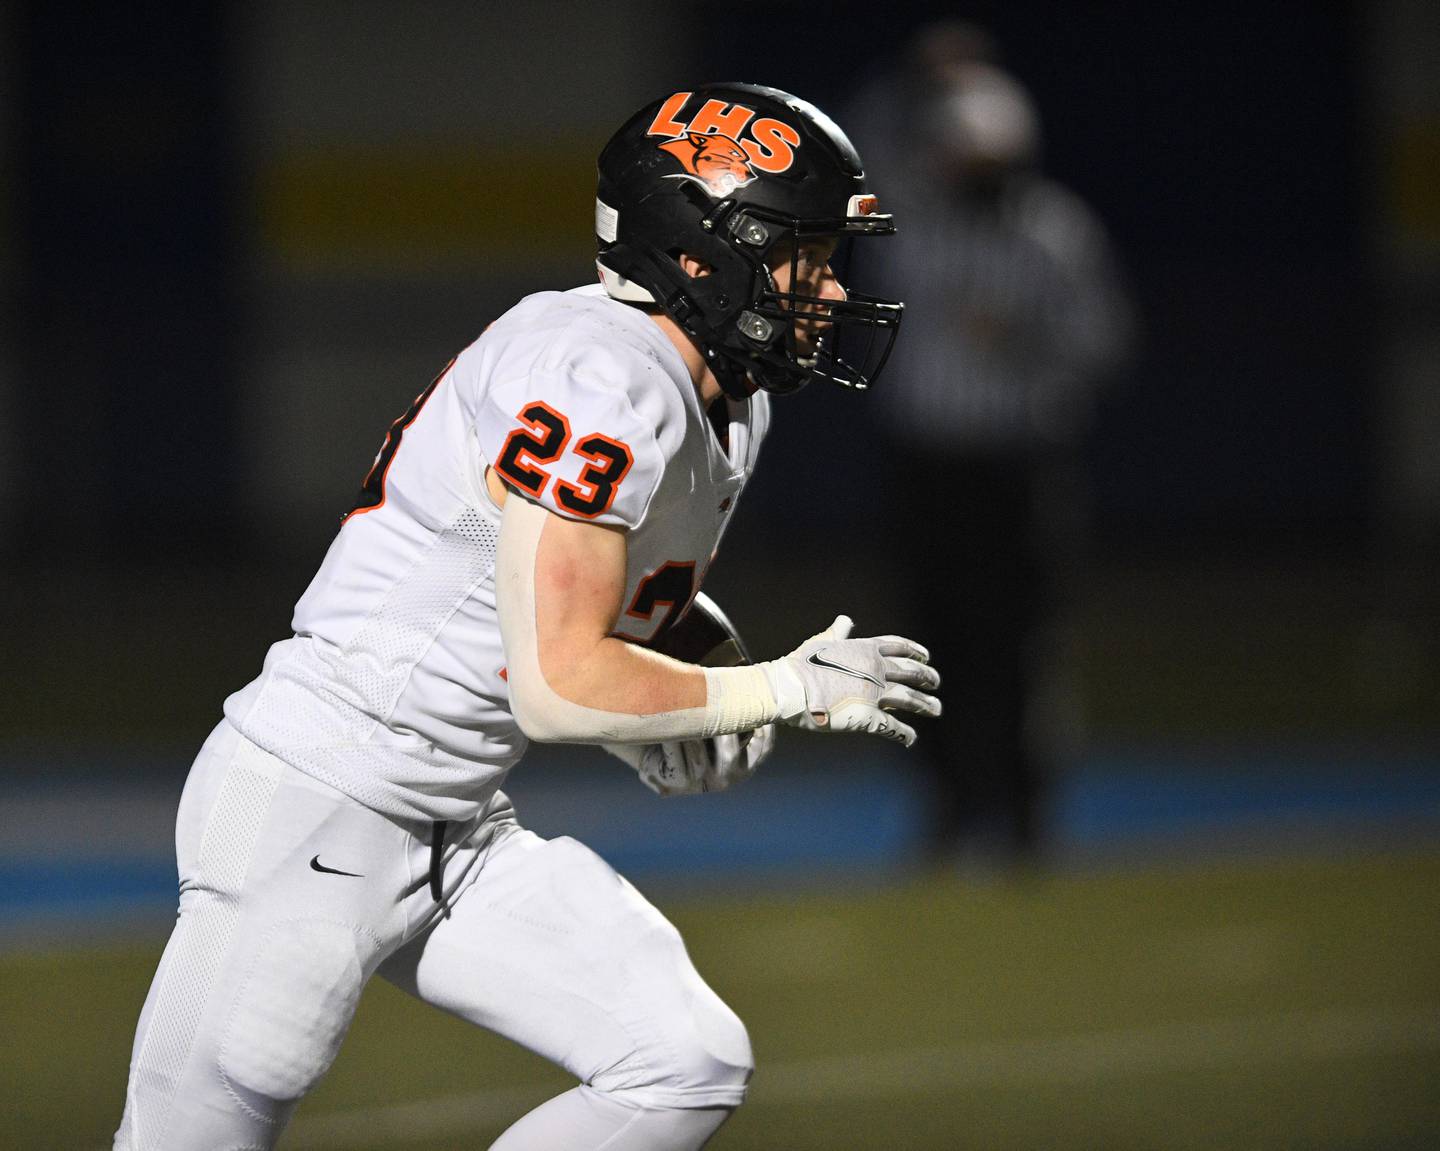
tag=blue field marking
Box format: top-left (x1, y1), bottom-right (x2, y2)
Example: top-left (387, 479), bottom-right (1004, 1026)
top-left (1055, 750), bottom-right (1440, 847)
top-left (0, 858), bottom-right (177, 913)
top-left (1, 743), bottom-right (1437, 932)
top-left (511, 755), bottom-right (930, 877)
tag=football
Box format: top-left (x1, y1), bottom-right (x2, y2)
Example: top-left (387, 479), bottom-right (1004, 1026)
top-left (648, 591), bottom-right (751, 667)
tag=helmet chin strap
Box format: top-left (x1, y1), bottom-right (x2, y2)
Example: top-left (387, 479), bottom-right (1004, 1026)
top-left (603, 253), bottom-right (763, 402)
top-left (710, 339), bottom-right (811, 398)
top-left (601, 238), bottom-right (816, 398)
top-left (711, 351), bottom-right (759, 400)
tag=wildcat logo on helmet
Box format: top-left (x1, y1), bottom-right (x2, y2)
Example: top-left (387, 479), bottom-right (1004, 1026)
top-left (646, 91), bottom-right (801, 198)
top-left (658, 132), bottom-right (756, 196)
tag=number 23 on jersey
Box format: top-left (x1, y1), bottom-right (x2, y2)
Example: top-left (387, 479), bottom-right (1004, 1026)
top-left (495, 401), bottom-right (634, 519)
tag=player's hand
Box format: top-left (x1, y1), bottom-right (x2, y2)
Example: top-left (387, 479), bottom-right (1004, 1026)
top-left (761, 616), bottom-right (941, 747)
top-left (604, 724), bottom-right (776, 796)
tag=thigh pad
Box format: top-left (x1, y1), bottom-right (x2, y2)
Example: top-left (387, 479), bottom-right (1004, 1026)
top-left (220, 918), bottom-right (381, 1106)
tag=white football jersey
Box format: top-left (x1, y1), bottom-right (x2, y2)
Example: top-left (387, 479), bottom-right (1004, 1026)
top-left (224, 285), bottom-right (771, 823)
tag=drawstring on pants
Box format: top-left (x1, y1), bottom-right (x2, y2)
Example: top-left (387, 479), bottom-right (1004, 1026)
top-left (428, 820), bottom-right (449, 902)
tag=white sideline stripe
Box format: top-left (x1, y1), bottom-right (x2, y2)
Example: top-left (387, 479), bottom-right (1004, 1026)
top-left (284, 1005), bottom-right (1440, 1148)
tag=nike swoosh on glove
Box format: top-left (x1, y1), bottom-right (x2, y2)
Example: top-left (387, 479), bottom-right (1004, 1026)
top-left (760, 615), bottom-right (941, 747)
top-left (604, 724), bottom-right (777, 796)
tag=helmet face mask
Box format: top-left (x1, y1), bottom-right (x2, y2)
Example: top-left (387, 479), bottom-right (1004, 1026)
top-left (733, 211), bottom-right (901, 396)
top-left (595, 84), bottom-right (903, 399)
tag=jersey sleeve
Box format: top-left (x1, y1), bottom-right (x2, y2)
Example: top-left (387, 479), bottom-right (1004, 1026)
top-left (477, 365), bottom-right (670, 531)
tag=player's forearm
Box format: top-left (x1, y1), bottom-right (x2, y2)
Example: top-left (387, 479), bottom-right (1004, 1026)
top-left (496, 492), bottom-right (782, 744)
top-left (543, 636), bottom-right (706, 719)
top-left (508, 633), bottom-right (779, 746)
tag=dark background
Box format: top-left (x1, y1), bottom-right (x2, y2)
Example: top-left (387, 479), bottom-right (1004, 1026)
top-left (3, 5), bottom-right (1438, 1148)
top-left (7, 3), bottom-right (1377, 557)
top-left (1, 0), bottom-right (1435, 769)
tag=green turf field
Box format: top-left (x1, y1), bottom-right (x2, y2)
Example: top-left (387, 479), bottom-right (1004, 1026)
top-left (7, 850), bottom-right (1439, 1150)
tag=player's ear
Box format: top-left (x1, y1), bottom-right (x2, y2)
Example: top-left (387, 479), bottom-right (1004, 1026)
top-left (676, 252), bottom-right (714, 279)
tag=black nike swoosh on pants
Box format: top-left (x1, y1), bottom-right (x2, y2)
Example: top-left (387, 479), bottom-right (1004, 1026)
top-left (309, 855), bottom-right (364, 878)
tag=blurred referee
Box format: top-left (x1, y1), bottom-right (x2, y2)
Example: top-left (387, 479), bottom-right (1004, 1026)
top-left (851, 22), bottom-right (1135, 864)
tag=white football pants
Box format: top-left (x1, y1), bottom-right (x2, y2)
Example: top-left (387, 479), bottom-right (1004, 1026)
top-left (113, 721), bottom-right (752, 1150)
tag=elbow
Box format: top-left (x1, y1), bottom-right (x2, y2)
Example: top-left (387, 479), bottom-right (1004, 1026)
top-left (507, 672), bottom-right (560, 742)
top-left (510, 702), bottom-right (552, 743)
top-left (507, 665), bottom-right (591, 744)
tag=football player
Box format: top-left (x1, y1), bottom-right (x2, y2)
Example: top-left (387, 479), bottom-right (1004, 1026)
top-left (114, 83), bottom-right (940, 1151)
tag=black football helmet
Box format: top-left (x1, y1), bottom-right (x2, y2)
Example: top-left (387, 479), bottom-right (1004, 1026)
top-left (595, 83), bottom-right (902, 398)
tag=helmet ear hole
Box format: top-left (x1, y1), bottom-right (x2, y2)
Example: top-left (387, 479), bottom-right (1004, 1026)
top-left (670, 250), bottom-right (715, 280)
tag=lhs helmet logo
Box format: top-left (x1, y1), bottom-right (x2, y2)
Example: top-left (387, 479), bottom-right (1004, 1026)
top-left (647, 91), bottom-right (801, 199)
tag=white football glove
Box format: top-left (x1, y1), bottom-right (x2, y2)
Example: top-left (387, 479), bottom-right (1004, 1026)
top-left (760, 615), bottom-right (940, 747)
top-left (604, 724), bottom-right (777, 797)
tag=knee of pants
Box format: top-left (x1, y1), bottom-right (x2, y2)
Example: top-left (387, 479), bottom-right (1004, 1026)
top-left (670, 983), bottom-right (754, 1106)
top-left (595, 923), bottom-right (754, 1111)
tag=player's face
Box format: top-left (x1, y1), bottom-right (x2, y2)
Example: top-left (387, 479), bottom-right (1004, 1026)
top-left (767, 238), bottom-right (846, 353)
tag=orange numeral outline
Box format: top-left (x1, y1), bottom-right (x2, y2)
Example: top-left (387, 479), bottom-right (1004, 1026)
top-left (495, 401), bottom-right (573, 499)
top-left (556, 434), bottom-right (635, 519)
top-left (624, 560), bottom-right (697, 641)
top-left (496, 402), bottom-right (634, 517)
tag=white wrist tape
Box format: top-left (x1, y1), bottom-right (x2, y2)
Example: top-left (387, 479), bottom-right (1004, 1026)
top-left (496, 493), bottom-right (780, 744)
top-left (701, 664), bottom-right (782, 735)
